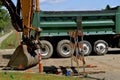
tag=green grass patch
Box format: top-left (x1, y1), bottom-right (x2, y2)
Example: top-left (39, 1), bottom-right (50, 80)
top-left (0, 72), bottom-right (83, 80)
top-left (0, 31), bottom-right (7, 37)
top-left (0, 31), bottom-right (21, 49)
top-left (0, 33), bottom-right (3, 37)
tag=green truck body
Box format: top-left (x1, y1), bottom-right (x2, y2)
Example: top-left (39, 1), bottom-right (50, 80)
top-left (32, 6), bottom-right (120, 58)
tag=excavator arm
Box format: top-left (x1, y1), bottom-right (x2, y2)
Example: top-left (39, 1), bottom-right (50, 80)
top-left (20, 0), bottom-right (40, 36)
top-left (1, 0), bottom-right (41, 37)
top-left (0, 0), bottom-right (42, 69)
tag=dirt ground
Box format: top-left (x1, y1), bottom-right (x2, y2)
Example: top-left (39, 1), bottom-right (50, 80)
top-left (0, 49), bottom-right (120, 80)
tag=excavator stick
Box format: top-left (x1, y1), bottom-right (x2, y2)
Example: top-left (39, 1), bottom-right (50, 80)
top-left (7, 45), bottom-right (39, 69)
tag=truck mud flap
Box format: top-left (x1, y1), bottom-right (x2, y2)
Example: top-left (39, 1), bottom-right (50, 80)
top-left (7, 45), bottom-right (38, 70)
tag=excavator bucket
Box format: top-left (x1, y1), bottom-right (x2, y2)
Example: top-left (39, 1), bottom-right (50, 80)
top-left (7, 45), bottom-right (39, 69)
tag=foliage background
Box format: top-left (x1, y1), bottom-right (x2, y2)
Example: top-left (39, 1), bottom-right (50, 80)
top-left (0, 1), bottom-right (12, 33)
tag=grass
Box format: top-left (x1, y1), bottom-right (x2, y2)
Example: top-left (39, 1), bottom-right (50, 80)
top-left (0, 31), bottom-right (7, 37)
top-left (0, 33), bottom-right (3, 37)
top-left (0, 72), bottom-right (83, 80)
top-left (0, 31), bottom-right (21, 49)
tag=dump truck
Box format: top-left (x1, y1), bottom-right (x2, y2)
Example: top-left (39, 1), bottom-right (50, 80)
top-left (32, 6), bottom-right (120, 58)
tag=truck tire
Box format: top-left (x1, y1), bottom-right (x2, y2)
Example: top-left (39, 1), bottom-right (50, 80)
top-left (94, 40), bottom-right (108, 55)
top-left (79, 40), bottom-right (92, 56)
top-left (57, 40), bottom-right (74, 58)
top-left (40, 40), bottom-right (53, 59)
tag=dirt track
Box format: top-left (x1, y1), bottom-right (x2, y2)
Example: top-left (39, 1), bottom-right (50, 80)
top-left (0, 49), bottom-right (120, 80)
top-left (0, 31), bottom-right (13, 45)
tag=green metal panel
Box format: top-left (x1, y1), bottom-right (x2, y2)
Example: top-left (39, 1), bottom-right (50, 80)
top-left (40, 22), bottom-right (76, 27)
top-left (32, 12), bottom-right (38, 27)
top-left (32, 7), bottom-right (120, 37)
top-left (40, 20), bottom-right (114, 27)
top-left (40, 11), bottom-right (115, 17)
top-left (116, 7), bottom-right (120, 33)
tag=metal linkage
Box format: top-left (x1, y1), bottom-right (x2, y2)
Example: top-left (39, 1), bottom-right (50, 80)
top-left (68, 30), bottom-right (105, 78)
top-left (68, 29), bottom-right (85, 76)
top-left (67, 17), bottom-right (105, 78)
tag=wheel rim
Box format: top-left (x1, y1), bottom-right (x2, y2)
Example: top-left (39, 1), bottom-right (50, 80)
top-left (61, 44), bottom-right (71, 55)
top-left (95, 43), bottom-right (107, 54)
top-left (41, 45), bottom-right (49, 56)
top-left (79, 43), bottom-right (90, 55)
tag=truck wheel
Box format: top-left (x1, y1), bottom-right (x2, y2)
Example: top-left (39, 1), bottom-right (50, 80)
top-left (40, 40), bottom-right (53, 59)
top-left (79, 40), bottom-right (92, 56)
top-left (57, 40), bottom-right (74, 58)
top-left (94, 40), bottom-right (108, 55)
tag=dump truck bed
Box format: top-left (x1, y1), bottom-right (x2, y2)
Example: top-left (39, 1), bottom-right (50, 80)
top-left (32, 6), bottom-right (120, 36)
